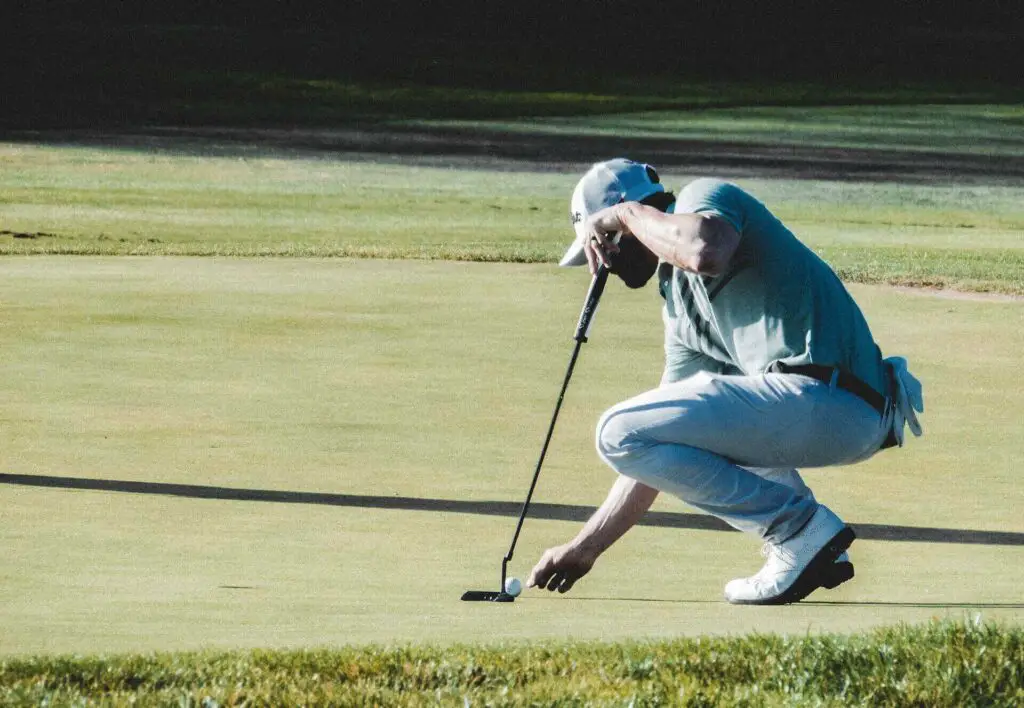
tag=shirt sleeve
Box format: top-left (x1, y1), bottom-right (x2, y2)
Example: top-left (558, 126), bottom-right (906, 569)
top-left (675, 178), bottom-right (747, 234)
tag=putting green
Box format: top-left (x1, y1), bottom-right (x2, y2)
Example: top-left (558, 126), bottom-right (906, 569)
top-left (0, 257), bottom-right (1021, 656)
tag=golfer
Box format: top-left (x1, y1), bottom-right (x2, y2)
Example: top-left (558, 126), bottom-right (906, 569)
top-left (527, 159), bottom-right (923, 604)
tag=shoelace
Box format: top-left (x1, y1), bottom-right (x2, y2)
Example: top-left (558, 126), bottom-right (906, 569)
top-left (758, 541), bottom-right (800, 572)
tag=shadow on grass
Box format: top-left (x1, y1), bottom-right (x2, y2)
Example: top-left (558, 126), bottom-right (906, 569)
top-left (2, 473), bottom-right (1022, 547)
top-left (529, 596), bottom-right (721, 604)
top-left (4, 125), bottom-right (1024, 185)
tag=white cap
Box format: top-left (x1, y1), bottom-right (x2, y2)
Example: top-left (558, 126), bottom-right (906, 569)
top-left (560, 158), bottom-right (665, 267)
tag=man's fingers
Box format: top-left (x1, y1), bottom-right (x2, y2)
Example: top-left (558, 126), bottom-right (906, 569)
top-left (592, 236), bottom-right (612, 268)
top-left (528, 571), bottom-right (552, 589)
top-left (527, 553), bottom-right (554, 588)
top-left (608, 231), bottom-right (622, 255)
top-left (583, 239), bottom-right (598, 275)
top-left (557, 575), bottom-right (579, 594)
top-left (545, 572), bottom-right (564, 592)
top-left (583, 224), bottom-right (623, 273)
top-left (528, 546), bottom-right (590, 594)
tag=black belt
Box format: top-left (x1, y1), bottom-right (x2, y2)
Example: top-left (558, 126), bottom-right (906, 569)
top-left (769, 362), bottom-right (898, 449)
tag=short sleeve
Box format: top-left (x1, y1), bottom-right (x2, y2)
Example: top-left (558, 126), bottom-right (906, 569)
top-left (675, 178), bottom-right (747, 234)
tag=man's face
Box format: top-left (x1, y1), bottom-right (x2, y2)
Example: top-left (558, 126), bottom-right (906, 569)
top-left (609, 235), bottom-right (658, 289)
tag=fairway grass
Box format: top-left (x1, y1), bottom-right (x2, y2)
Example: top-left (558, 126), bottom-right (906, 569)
top-left (1, 258), bottom-right (1022, 657)
top-left (5, 53), bottom-right (1023, 703)
top-left (2, 142), bottom-right (1023, 293)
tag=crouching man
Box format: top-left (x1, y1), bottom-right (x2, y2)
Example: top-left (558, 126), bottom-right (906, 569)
top-left (528, 159), bottom-right (923, 604)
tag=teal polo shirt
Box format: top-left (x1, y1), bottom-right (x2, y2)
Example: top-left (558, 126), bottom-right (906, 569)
top-left (660, 178), bottom-right (887, 397)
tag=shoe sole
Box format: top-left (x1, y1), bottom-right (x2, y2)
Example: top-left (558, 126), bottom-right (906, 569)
top-left (821, 560), bottom-right (855, 590)
top-left (730, 526), bottom-right (856, 606)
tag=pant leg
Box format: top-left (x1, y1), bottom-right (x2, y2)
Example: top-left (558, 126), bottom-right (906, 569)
top-left (678, 363), bottom-right (823, 501)
top-left (595, 371), bottom-right (886, 542)
top-left (745, 466), bottom-right (816, 502)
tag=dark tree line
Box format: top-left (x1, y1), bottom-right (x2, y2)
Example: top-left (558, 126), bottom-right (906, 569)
top-left (5, 0), bottom-right (1019, 83)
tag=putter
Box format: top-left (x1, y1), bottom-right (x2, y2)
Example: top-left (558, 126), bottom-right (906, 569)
top-left (462, 264), bottom-right (610, 602)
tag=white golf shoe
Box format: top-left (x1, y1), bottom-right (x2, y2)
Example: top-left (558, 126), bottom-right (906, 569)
top-left (724, 505), bottom-right (855, 605)
top-left (747, 549), bottom-right (853, 590)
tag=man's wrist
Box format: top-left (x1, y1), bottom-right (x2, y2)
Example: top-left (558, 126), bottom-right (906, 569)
top-left (615, 202), bottom-right (637, 234)
top-left (568, 535), bottom-right (605, 562)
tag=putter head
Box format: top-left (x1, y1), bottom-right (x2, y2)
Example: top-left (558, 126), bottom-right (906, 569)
top-left (461, 590), bottom-right (515, 602)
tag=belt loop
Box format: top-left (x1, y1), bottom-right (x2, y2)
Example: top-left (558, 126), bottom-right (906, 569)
top-left (829, 367), bottom-right (839, 391)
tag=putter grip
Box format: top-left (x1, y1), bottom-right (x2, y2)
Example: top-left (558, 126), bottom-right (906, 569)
top-left (573, 265), bottom-right (609, 342)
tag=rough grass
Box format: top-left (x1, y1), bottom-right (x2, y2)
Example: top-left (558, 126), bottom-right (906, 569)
top-left (414, 104), bottom-right (1024, 156)
top-left (3, 237), bottom-right (1021, 295)
top-left (1, 620), bottom-right (1020, 706)
top-left (820, 245), bottom-right (1024, 293)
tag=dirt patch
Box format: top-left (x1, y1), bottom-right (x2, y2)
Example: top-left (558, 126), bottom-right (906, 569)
top-left (888, 285), bottom-right (1024, 303)
top-left (0, 230), bottom-right (56, 239)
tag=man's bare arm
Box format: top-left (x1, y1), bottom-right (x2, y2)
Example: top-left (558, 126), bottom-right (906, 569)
top-left (583, 203), bottom-right (740, 277)
top-left (527, 475), bottom-right (660, 593)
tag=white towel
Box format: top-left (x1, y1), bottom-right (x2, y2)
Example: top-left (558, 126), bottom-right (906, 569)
top-left (884, 356), bottom-right (924, 446)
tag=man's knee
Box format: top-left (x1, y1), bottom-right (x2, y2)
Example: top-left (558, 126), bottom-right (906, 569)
top-left (595, 403), bottom-right (642, 464)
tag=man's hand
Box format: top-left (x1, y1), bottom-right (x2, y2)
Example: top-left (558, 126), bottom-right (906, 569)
top-left (526, 543), bottom-right (597, 594)
top-left (526, 476), bottom-right (659, 594)
top-left (582, 206), bottom-right (627, 275)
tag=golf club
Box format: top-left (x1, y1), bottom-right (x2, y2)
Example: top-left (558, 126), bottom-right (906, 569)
top-left (462, 263), bottom-right (610, 602)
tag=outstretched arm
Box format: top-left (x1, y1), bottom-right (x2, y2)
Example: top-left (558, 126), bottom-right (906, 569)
top-left (527, 475), bottom-right (660, 593)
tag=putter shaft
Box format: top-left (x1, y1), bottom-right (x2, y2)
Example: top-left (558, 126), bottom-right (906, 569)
top-left (499, 266), bottom-right (609, 591)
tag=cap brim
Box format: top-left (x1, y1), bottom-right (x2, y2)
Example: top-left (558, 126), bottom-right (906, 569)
top-left (559, 228), bottom-right (624, 267)
top-left (559, 240), bottom-right (588, 267)
top-left (558, 217), bottom-right (589, 267)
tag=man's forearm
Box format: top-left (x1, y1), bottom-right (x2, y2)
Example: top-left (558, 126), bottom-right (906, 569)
top-left (569, 475), bottom-right (660, 557)
top-left (608, 203), bottom-right (739, 277)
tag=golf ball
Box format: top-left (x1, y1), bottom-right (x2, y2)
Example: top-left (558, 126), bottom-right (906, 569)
top-left (504, 577), bottom-right (522, 597)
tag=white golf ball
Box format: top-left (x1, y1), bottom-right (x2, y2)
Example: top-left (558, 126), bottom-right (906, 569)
top-left (504, 577), bottom-right (522, 597)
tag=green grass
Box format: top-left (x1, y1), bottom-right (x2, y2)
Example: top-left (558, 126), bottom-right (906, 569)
top-left (1, 258), bottom-right (1022, 658)
top-left (2, 144), bottom-right (1023, 293)
top-left (0, 145), bottom-right (567, 260)
top-left (1, 620), bottom-right (1021, 705)
top-left (3, 85), bottom-right (1024, 701)
top-left (415, 104), bottom-right (1024, 155)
